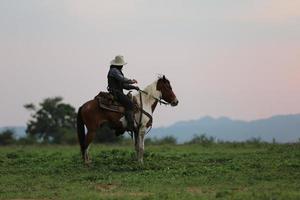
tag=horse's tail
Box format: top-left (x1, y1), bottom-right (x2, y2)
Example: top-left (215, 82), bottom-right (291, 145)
top-left (77, 106), bottom-right (85, 154)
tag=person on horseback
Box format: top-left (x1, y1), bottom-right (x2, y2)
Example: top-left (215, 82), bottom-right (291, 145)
top-left (107, 55), bottom-right (139, 132)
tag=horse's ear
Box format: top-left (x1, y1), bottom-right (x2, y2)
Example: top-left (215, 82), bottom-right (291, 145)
top-left (163, 75), bottom-right (166, 80)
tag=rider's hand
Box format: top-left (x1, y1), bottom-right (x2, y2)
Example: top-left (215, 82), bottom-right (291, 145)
top-left (134, 86), bottom-right (140, 91)
top-left (132, 79), bottom-right (138, 84)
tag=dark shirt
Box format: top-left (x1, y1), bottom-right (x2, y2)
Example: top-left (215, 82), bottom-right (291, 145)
top-left (107, 66), bottom-right (136, 94)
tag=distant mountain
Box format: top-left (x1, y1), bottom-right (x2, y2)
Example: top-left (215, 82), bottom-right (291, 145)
top-left (149, 114), bottom-right (300, 143)
top-left (0, 126), bottom-right (26, 138)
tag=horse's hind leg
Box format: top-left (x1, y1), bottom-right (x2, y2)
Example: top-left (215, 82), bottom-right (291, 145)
top-left (84, 129), bottom-right (97, 164)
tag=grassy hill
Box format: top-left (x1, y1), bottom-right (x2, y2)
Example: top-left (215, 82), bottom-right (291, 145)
top-left (0, 143), bottom-right (299, 199)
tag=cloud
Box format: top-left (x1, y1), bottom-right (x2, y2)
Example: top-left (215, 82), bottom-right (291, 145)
top-left (58, 0), bottom-right (300, 28)
top-left (262, 0), bottom-right (300, 20)
top-left (62, 0), bottom-right (137, 21)
top-left (238, 0), bottom-right (300, 23)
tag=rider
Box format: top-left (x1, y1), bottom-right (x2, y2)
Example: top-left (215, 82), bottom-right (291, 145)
top-left (107, 55), bottom-right (139, 132)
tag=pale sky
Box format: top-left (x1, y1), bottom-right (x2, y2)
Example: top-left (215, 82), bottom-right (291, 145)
top-left (1, 0), bottom-right (300, 127)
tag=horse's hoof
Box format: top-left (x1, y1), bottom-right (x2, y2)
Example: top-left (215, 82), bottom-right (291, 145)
top-left (138, 160), bottom-right (144, 165)
top-left (84, 160), bottom-right (92, 166)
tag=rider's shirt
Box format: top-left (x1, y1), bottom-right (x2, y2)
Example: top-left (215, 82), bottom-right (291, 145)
top-left (107, 66), bottom-right (135, 94)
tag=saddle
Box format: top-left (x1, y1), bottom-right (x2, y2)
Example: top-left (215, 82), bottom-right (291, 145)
top-left (94, 92), bottom-right (137, 113)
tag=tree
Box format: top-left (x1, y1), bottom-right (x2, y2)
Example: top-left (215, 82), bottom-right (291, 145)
top-left (24, 97), bottom-right (77, 144)
top-left (0, 129), bottom-right (16, 145)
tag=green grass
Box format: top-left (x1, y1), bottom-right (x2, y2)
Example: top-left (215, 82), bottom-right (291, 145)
top-left (0, 143), bottom-right (299, 199)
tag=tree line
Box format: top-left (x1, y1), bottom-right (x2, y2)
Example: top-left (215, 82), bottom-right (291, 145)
top-left (1, 96), bottom-right (299, 146)
top-left (0, 97), bottom-right (121, 145)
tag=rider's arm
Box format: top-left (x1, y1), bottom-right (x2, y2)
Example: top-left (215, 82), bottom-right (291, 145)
top-left (109, 68), bottom-right (134, 84)
top-left (123, 84), bottom-right (138, 90)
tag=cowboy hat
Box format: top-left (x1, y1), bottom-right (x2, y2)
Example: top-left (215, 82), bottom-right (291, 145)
top-left (110, 55), bottom-right (127, 66)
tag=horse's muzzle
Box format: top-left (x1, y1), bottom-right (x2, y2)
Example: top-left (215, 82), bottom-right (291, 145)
top-left (171, 98), bottom-right (179, 106)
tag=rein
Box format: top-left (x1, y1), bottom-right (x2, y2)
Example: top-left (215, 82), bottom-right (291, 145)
top-left (132, 89), bottom-right (170, 137)
top-left (138, 89), bottom-right (170, 105)
top-left (136, 91), bottom-right (153, 135)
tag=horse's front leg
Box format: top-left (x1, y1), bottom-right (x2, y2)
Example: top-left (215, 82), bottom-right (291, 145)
top-left (133, 129), bottom-right (145, 163)
top-left (137, 129), bottom-right (145, 164)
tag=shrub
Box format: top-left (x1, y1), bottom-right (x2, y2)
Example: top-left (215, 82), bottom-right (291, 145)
top-left (157, 136), bottom-right (177, 145)
top-left (145, 136), bottom-right (177, 145)
top-left (0, 129), bottom-right (16, 145)
top-left (186, 134), bottom-right (215, 146)
top-left (17, 135), bottom-right (37, 145)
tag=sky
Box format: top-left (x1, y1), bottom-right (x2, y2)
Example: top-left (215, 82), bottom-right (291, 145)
top-left (0, 0), bottom-right (300, 127)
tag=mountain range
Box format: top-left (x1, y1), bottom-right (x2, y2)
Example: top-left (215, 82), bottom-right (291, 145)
top-left (149, 114), bottom-right (300, 143)
top-left (1, 114), bottom-right (300, 143)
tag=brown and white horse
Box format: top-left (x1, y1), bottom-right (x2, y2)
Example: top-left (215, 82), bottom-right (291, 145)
top-left (77, 75), bottom-right (178, 163)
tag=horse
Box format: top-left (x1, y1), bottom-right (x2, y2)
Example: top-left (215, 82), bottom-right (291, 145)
top-left (77, 75), bottom-right (179, 164)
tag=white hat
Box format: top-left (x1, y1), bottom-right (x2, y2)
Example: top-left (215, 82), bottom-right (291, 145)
top-left (110, 55), bottom-right (127, 66)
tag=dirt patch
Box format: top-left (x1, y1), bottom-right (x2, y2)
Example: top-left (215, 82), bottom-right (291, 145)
top-left (95, 183), bottom-right (118, 191)
top-left (187, 187), bottom-right (203, 194)
top-left (126, 192), bottom-right (153, 197)
top-left (101, 191), bottom-right (153, 197)
top-left (231, 187), bottom-right (248, 192)
top-left (95, 183), bottom-right (152, 197)
top-left (10, 199), bottom-right (49, 200)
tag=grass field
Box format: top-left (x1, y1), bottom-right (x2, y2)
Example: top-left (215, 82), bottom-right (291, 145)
top-left (0, 143), bottom-right (299, 200)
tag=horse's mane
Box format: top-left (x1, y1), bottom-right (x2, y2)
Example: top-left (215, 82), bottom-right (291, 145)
top-left (143, 80), bottom-right (158, 94)
top-left (157, 74), bottom-right (170, 83)
top-left (157, 74), bottom-right (165, 80)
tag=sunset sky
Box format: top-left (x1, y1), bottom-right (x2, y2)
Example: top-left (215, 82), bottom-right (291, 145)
top-left (1, 0), bottom-right (300, 127)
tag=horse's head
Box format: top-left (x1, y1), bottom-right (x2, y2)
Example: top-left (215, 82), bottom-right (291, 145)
top-left (157, 75), bottom-right (179, 106)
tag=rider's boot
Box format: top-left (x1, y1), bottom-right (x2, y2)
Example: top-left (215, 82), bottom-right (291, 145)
top-left (125, 110), bottom-right (135, 132)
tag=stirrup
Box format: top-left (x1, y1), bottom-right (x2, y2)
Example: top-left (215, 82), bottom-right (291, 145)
top-left (125, 122), bottom-right (137, 133)
top-left (125, 125), bottom-right (135, 132)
